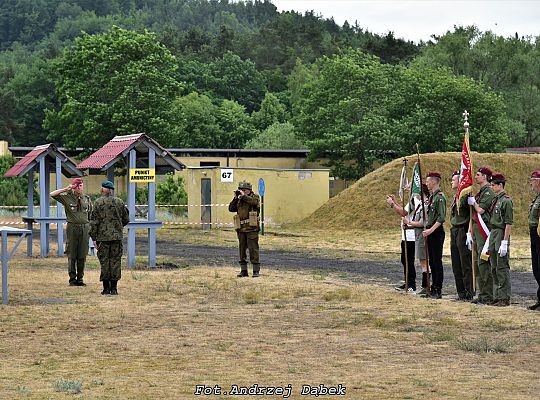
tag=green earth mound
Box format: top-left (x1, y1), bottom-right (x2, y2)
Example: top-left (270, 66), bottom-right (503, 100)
top-left (301, 152), bottom-right (540, 234)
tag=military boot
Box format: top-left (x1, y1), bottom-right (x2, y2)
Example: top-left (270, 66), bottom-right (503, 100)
top-left (101, 280), bottom-right (110, 295)
top-left (110, 280), bottom-right (118, 295)
top-left (237, 270), bottom-right (248, 277)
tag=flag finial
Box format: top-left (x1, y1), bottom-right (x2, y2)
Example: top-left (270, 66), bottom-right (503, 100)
top-left (463, 110), bottom-right (469, 133)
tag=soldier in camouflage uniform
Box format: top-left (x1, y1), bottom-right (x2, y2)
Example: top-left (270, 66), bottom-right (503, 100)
top-left (89, 180), bottom-right (130, 295)
top-left (467, 167), bottom-right (496, 304)
top-left (528, 170), bottom-right (540, 311)
top-left (487, 173), bottom-right (513, 307)
top-left (422, 171), bottom-right (447, 299)
top-left (228, 181), bottom-right (261, 277)
top-left (51, 177), bottom-right (92, 286)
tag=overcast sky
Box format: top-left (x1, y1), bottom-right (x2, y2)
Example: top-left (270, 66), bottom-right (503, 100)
top-left (272, 0), bottom-right (540, 43)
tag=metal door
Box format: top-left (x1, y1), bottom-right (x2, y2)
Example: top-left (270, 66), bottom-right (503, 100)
top-left (201, 178), bottom-right (211, 230)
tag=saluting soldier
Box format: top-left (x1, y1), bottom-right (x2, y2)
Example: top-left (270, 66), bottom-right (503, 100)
top-left (422, 171), bottom-right (446, 299)
top-left (89, 180), bottom-right (130, 295)
top-left (487, 173), bottom-right (513, 307)
top-left (527, 171), bottom-right (540, 310)
top-left (467, 167), bottom-right (496, 304)
top-left (50, 177), bottom-right (92, 286)
top-left (229, 181), bottom-right (261, 277)
top-left (450, 170), bottom-right (473, 300)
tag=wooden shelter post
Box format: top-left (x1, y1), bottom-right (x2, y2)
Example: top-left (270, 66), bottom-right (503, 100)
top-left (127, 149), bottom-right (137, 268)
top-left (26, 171), bottom-right (33, 256)
top-left (148, 148), bottom-right (156, 267)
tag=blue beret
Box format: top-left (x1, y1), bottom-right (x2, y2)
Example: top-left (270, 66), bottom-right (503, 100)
top-left (101, 180), bottom-right (114, 189)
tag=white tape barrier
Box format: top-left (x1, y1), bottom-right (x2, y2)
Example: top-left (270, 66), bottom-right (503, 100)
top-left (0, 204), bottom-right (229, 209)
top-left (0, 220), bottom-right (234, 226)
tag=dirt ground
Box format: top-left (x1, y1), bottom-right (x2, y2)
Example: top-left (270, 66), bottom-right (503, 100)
top-left (135, 234), bottom-right (539, 306)
top-left (1, 228), bottom-right (539, 399)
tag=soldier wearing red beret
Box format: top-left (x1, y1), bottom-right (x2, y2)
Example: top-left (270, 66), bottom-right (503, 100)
top-left (50, 178), bottom-right (92, 286)
top-left (528, 170), bottom-right (540, 310)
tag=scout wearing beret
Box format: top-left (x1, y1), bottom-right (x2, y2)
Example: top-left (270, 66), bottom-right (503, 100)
top-left (528, 171), bottom-right (540, 310)
top-left (50, 177), bottom-right (92, 286)
top-left (468, 166), bottom-right (496, 304)
top-left (422, 171), bottom-right (446, 299)
top-left (450, 170), bottom-right (473, 300)
top-left (487, 173), bottom-right (513, 306)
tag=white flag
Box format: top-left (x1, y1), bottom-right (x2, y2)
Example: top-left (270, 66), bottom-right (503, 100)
top-left (398, 164), bottom-right (408, 201)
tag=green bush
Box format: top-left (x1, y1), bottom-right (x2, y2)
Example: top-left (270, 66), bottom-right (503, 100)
top-left (156, 174), bottom-right (188, 215)
top-left (0, 155), bottom-right (38, 206)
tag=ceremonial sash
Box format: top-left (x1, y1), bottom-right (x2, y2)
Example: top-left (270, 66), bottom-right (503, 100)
top-left (475, 211), bottom-right (491, 261)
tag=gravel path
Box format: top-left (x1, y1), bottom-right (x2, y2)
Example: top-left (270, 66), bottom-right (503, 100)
top-left (136, 238), bottom-right (539, 302)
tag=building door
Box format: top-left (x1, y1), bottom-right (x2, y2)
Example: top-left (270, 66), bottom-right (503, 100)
top-left (201, 178), bottom-right (211, 230)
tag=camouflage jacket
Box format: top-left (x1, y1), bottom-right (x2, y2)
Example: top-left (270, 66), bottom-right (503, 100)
top-left (89, 194), bottom-right (130, 241)
top-left (228, 192), bottom-right (260, 232)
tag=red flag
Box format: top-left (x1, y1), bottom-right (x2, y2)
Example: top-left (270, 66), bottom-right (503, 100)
top-left (457, 132), bottom-right (473, 201)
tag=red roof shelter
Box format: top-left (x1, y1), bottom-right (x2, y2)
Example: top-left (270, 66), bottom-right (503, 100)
top-left (4, 143), bottom-right (83, 257)
top-left (78, 134), bottom-right (185, 268)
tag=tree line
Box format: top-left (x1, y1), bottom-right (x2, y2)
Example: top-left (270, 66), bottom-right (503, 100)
top-left (0, 0), bottom-right (538, 179)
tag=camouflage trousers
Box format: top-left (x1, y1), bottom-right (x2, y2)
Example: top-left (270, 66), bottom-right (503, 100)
top-left (237, 230), bottom-right (260, 272)
top-left (66, 223), bottom-right (89, 283)
top-left (97, 240), bottom-right (123, 281)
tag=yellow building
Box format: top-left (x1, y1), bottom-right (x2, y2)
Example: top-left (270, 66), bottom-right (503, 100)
top-left (3, 143), bottom-right (333, 227)
top-left (186, 167), bottom-right (329, 228)
top-left (172, 148), bottom-right (347, 198)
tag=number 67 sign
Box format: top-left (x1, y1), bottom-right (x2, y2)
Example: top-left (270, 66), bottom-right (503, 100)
top-left (220, 168), bottom-right (234, 182)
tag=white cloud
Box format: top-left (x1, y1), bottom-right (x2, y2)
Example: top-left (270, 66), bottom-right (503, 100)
top-left (272, 0), bottom-right (540, 42)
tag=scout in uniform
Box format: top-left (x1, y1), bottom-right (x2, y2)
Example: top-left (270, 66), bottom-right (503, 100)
top-left (467, 167), bottom-right (496, 304)
top-left (487, 173), bottom-right (513, 307)
top-left (50, 177), bottom-right (92, 286)
top-left (422, 171), bottom-right (446, 299)
top-left (527, 171), bottom-right (540, 310)
top-left (450, 170), bottom-right (473, 300)
top-left (402, 184), bottom-right (431, 295)
top-left (386, 191), bottom-right (417, 293)
top-left (89, 180), bottom-right (130, 295)
top-left (228, 181), bottom-right (261, 277)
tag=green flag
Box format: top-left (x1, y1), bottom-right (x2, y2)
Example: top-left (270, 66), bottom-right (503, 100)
top-left (411, 162), bottom-right (421, 197)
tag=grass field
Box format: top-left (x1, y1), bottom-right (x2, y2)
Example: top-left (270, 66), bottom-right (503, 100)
top-left (1, 228), bottom-right (540, 399)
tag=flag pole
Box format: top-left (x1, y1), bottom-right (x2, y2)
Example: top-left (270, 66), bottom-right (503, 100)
top-left (401, 157), bottom-right (410, 291)
top-left (416, 144), bottom-right (430, 293)
top-left (463, 110), bottom-right (476, 292)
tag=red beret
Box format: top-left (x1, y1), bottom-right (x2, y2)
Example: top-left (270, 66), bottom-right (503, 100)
top-left (451, 170), bottom-right (460, 177)
top-left (491, 173), bottom-right (506, 183)
top-left (531, 170), bottom-right (540, 179)
top-left (478, 166), bottom-right (492, 177)
top-left (426, 171), bottom-right (441, 179)
top-left (72, 178), bottom-right (83, 186)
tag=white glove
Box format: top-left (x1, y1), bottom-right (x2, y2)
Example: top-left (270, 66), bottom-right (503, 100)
top-left (467, 196), bottom-right (476, 206)
top-left (498, 240), bottom-right (508, 257)
top-left (465, 232), bottom-right (473, 251)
